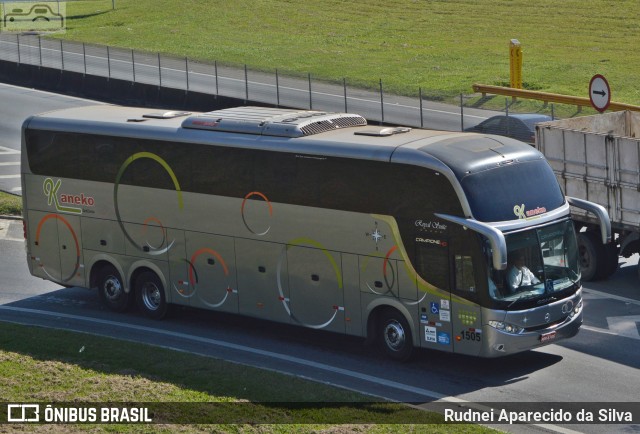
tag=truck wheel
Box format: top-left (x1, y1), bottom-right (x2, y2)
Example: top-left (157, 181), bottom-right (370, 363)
top-left (96, 265), bottom-right (129, 312)
top-left (378, 308), bottom-right (413, 361)
top-left (135, 271), bottom-right (168, 320)
top-left (577, 231), bottom-right (605, 281)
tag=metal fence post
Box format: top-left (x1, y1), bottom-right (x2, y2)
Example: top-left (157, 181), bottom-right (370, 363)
top-left (214, 60), bottom-right (218, 96)
top-left (244, 64), bottom-right (249, 104)
top-left (17, 34), bottom-right (20, 65)
top-left (379, 79), bottom-right (384, 124)
top-left (131, 49), bottom-right (136, 83)
top-left (60, 39), bottom-right (64, 71)
top-left (158, 52), bottom-right (162, 88)
top-left (82, 43), bottom-right (86, 76)
top-left (343, 78), bottom-right (348, 113)
top-left (107, 46), bottom-right (111, 80)
top-left (460, 94), bottom-right (464, 131)
top-left (185, 57), bottom-right (189, 91)
top-left (419, 87), bottom-right (424, 128)
top-left (38, 37), bottom-right (42, 68)
top-left (276, 69), bottom-right (280, 107)
top-left (308, 73), bottom-right (312, 110)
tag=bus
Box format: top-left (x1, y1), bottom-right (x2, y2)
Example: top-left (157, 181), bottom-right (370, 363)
top-left (20, 105), bottom-right (610, 360)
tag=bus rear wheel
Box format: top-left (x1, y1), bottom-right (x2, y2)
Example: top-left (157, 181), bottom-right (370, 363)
top-left (135, 271), bottom-right (168, 320)
top-left (96, 265), bottom-right (129, 312)
top-left (378, 308), bottom-right (413, 361)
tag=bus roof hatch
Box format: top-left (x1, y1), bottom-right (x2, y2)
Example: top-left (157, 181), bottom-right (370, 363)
top-left (181, 106), bottom-right (367, 138)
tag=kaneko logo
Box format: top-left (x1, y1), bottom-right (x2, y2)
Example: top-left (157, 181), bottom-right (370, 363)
top-left (43, 178), bottom-right (95, 214)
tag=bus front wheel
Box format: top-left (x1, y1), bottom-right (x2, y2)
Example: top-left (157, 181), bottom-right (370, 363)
top-left (378, 308), bottom-right (413, 361)
top-left (135, 271), bottom-right (168, 320)
top-left (96, 265), bottom-right (129, 313)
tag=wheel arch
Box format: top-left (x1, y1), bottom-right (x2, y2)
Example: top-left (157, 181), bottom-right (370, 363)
top-left (127, 260), bottom-right (169, 303)
top-left (88, 256), bottom-right (128, 294)
top-left (365, 299), bottom-right (418, 347)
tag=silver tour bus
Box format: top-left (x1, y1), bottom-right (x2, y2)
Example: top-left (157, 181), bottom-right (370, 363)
top-left (21, 106), bottom-right (610, 360)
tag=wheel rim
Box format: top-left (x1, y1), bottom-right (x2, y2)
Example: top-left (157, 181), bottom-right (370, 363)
top-left (578, 245), bottom-right (591, 269)
top-left (383, 320), bottom-right (406, 352)
top-left (141, 282), bottom-right (161, 311)
top-left (103, 275), bottom-right (123, 301)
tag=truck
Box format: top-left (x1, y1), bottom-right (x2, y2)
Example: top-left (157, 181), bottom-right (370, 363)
top-left (535, 110), bottom-right (640, 281)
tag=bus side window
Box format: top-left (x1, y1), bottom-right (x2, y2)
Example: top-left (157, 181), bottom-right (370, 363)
top-left (454, 255), bottom-right (476, 294)
top-left (415, 243), bottom-right (449, 291)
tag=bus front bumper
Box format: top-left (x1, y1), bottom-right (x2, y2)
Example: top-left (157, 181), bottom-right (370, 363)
top-left (478, 309), bottom-right (582, 358)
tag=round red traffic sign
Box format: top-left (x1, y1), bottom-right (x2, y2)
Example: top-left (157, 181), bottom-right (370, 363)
top-left (589, 74), bottom-right (611, 112)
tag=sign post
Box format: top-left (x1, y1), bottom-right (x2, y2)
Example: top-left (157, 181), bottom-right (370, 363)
top-left (509, 39), bottom-right (523, 89)
top-left (589, 74), bottom-right (611, 113)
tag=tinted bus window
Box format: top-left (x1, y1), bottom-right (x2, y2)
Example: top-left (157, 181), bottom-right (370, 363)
top-left (459, 159), bottom-right (564, 222)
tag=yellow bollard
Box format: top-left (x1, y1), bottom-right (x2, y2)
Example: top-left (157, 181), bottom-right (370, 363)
top-left (509, 39), bottom-right (523, 89)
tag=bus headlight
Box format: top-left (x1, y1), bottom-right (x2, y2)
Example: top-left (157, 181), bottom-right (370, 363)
top-left (569, 300), bottom-right (583, 318)
top-left (489, 321), bottom-right (522, 334)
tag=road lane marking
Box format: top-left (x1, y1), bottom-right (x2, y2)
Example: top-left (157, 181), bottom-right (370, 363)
top-left (583, 288), bottom-right (640, 306)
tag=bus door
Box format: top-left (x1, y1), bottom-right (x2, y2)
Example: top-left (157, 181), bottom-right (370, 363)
top-left (414, 237), bottom-right (453, 353)
top-left (449, 236), bottom-right (483, 356)
top-left (28, 210), bottom-right (84, 286)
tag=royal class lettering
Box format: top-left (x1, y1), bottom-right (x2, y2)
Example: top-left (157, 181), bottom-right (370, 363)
top-left (415, 220), bottom-right (447, 231)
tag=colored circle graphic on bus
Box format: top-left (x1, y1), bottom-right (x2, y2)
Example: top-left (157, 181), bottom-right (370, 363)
top-left (276, 238), bottom-right (343, 329)
top-left (188, 247), bottom-right (234, 308)
top-left (241, 191), bottom-right (273, 236)
top-left (113, 152), bottom-right (183, 254)
top-left (35, 213), bottom-right (80, 283)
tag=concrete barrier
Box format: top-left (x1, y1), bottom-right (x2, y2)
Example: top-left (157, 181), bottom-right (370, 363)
top-left (0, 59), bottom-right (248, 112)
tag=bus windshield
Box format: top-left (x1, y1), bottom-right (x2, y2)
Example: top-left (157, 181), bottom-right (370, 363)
top-left (488, 220), bottom-right (580, 307)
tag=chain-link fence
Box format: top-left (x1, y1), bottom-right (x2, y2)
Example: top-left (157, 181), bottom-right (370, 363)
top-left (0, 33), bottom-right (581, 138)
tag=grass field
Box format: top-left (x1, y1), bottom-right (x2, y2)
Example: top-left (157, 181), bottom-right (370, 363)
top-left (58, 0), bottom-right (640, 104)
top-left (0, 322), bottom-right (496, 432)
top-left (0, 191), bottom-right (21, 215)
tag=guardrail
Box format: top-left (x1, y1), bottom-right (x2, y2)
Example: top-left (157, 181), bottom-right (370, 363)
top-left (472, 84), bottom-right (640, 112)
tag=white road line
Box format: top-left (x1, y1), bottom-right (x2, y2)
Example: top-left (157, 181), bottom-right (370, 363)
top-left (10, 187), bottom-right (22, 193)
top-left (583, 288), bottom-right (640, 306)
top-left (0, 174), bottom-right (20, 179)
top-left (0, 145), bottom-right (19, 154)
top-left (0, 162), bottom-right (20, 166)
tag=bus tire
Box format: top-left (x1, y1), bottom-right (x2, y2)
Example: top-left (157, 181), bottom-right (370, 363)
top-left (96, 264), bottom-right (129, 313)
top-left (378, 308), bottom-right (413, 361)
top-left (135, 271), bottom-right (168, 320)
top-left (577, 231), bottom-right (605, 281)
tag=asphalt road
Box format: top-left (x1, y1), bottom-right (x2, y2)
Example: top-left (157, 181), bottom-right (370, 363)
top-left (0, 83), bottom-right (100, 194)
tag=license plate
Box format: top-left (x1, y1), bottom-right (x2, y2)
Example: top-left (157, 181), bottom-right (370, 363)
top-left (540, 331), bottom-right (557, 343)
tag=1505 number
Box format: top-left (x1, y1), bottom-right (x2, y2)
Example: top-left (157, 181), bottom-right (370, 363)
top-left (460, 330), bottom-right (482, 342)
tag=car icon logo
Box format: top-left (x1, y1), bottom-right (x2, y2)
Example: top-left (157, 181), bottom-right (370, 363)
top-left (3, 3), bottom-right (65, 31)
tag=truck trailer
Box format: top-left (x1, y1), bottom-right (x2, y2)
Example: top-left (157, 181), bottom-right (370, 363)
top-left (536, 111), bottom-right (640, 281)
